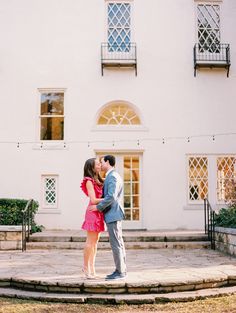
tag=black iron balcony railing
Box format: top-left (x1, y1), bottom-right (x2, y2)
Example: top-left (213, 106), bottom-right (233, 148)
top-left (194, 43), bottom-right (230, 77)
top-left (101, 42), bottom-right (137, 76)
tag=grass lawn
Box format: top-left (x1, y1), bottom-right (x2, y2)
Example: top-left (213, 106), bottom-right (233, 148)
top-left (0, 295), bottom-right (236, 313)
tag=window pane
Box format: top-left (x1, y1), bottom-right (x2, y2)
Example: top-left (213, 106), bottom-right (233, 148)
top-left (132, 157), bottom-right (139, 168)
top-left (124, 157), bottom-right (131, 167)
top-left (120, 116), bottom-right (130, 125)
top-left (217, 157), bottom-right (236, 201)
top-left (110, 118), bottom-right (118, 125)
top-left (125, 209), bottom-right (131, 220)
top-left (124, 168), bottom-right (131, 182)
top-left (132, 183), bottom-right (139, 195)
top-left (98, 116), bottom-right (108, 124)
top-left (132, 169), bottom-right (139, 181)
top-left (97, 103), bottom-right (141, 125)
top-left (108, 3), bottom-right (131, 52)
top-left (130, 116), bottom-right (141, 124)
top-left (43, 176), bottom-right (58, 208)
top-left (132, 209), bottom-right (139, 221)
top-left (124, 196), bottom-right (131, 208)
top-left (41, 93), bottom-right (64, 115)
top-left (46, 191), bottom-right (56, 204)
top-left (133, 196), bottom-right (139, 207)
top-left (197, 4), bottom-right (220, 52)
top-left (188, 157), bottom-right (208, 201)
top-left (124, 183), bottom-right (131, 195)
top-left (40, 117), bottom-right (64, 140)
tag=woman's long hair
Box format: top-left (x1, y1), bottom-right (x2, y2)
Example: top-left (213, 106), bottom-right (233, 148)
top-left (83, 158), bottom-right (103, 184)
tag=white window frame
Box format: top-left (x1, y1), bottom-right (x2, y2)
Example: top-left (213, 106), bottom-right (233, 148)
top-left (186, 154), bottom-right (236, 210)
top-left (187, 155), bottom-right (209, 205)
top-left (37, 88), bottom-right (66, 143)
top-left (95, 150), bottom-right (143, 230)
top-left (105, 0), bottom-right (134, 47)
top-left (41, 175), bottom-right (59, 209)
top-left (92, 100), bottom-right (148, 132)
top-left (195, 1), bottom-right (222, 46)
top-left (216, 155), bottom-right (236, 204)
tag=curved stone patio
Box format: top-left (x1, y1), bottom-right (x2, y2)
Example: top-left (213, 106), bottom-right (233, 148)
top-left (0, 248), bottom-right (235, 303)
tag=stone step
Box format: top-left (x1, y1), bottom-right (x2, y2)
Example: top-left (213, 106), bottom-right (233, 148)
top-left (0, 271), bottom-right (236, 298)
top-left (26, 241), bottom-right (211, 250)
top-left (0, 285), bottom-right (236, 304)
top-left (30, 232), bottom-right (209, 243)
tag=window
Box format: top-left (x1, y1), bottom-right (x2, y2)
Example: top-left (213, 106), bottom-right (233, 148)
top-left (39, 92), bottom-right (64, 140)
top-left (97, 102), bottom-right (141, 125)
top-left (96, 153), bottom-right (142, 228)
top-left (188, 157), bottom-right (208, 201)
top-left (42, 175), bottom-right (58, 209)
top-left (197, 3), bottom-right (221, 53)
top-left (217, 156), bottom-right (236, 201)
top-left (123, 156), bottom-right (140, 221)
top-left (108, 2), bottom-right (131, 52)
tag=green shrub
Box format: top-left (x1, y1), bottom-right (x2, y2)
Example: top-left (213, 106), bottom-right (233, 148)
top-left (0, 199), bottom-right (43, 233)
top-left (215, 179), bottom-right (236, 229)
top-left (215, 206), bottom-right (236, 228)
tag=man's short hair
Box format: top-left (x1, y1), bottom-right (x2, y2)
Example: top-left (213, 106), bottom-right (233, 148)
top-left (104, 155), bottom-right (116, 167)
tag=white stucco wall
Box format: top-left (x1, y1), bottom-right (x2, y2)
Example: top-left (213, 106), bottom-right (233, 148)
top-left (0, 0), bottom-right (236, 230)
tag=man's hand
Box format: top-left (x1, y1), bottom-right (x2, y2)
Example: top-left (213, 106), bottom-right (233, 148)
top-left (89, 205), bottom-right (98, 211)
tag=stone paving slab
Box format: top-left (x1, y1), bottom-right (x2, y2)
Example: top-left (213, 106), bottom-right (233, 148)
top-left (0, 249), bottom-right (235, 295)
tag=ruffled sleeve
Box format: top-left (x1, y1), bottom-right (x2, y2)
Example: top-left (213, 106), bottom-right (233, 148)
top-left (80, 177), bottom-right (94, 196)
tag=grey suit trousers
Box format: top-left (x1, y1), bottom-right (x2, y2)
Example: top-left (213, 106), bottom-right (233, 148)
top-left (106, 221), bottom-right (126, 274)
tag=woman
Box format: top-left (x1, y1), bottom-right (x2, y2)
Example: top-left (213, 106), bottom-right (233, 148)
top-left (80, 158), bottom-right (104, 279)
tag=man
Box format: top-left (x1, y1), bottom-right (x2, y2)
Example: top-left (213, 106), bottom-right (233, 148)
top-left (90, 155), bottom-right (127, 280)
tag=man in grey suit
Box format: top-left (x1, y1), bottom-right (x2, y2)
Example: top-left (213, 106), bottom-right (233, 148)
top-left (90, 155), bottom-right (127, 280)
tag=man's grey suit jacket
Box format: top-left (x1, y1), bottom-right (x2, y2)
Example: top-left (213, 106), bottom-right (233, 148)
top-left (97, 170), bottom-right (125, 224)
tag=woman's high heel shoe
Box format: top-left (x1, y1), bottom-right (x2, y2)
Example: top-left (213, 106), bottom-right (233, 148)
top-left (82, 268), bottom-right (94, 279)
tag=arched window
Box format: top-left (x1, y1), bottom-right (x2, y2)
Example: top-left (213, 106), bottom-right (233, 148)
top-left (97, 102), bottom-right (141, 125)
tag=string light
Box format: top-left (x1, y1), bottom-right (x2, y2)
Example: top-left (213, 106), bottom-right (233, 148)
top-left (0, 132), bottom-right (236, 147)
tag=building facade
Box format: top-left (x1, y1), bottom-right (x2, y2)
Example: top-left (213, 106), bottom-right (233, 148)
top-left (0, 0), bottom-right (236, 230)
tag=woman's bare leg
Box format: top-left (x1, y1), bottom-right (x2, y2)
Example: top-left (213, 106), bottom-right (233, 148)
top-left (83, 231), bottom-right (94, 274)
top-left (90, 232), bottom-right (100, 276)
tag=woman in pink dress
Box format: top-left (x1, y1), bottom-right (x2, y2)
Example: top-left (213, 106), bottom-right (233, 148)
top-left (80, 158), bottom-right (105, 279)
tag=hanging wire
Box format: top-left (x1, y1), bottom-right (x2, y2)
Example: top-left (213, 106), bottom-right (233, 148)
top-left (0, 131), bottom-right (236, 147)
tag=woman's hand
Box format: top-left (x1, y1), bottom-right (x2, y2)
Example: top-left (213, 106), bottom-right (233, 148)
top-left (89, 205), bottom-right (98, 211)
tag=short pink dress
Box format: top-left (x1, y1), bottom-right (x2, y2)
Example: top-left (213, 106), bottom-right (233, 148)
top-left (80, 177), bottom-right (105, 232)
